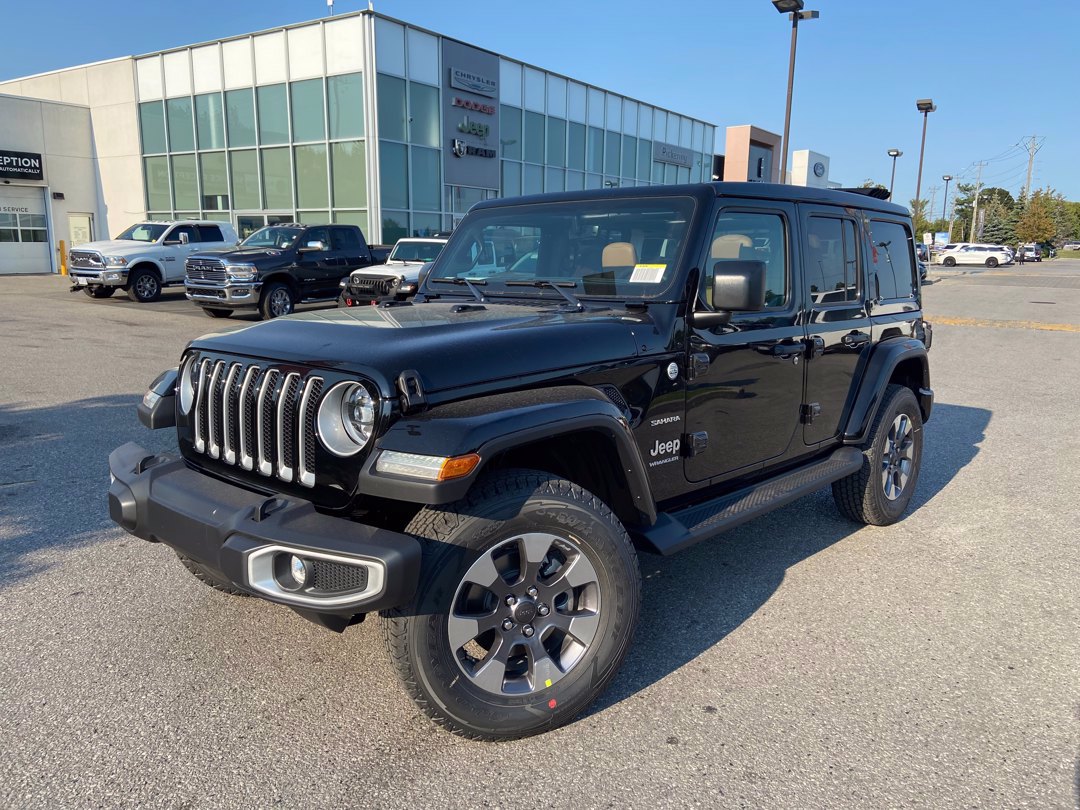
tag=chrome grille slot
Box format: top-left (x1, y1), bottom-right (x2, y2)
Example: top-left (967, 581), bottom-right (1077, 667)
top-left (185, 258), bottom-right (227, 283)
top-left (70, 250), bottom-right (103, 268)
top-left (188, 358), bottom-right (324, 489)
top-left (349, 275), bottom-right (397, 297)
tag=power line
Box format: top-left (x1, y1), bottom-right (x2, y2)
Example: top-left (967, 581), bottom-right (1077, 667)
top-left (1020, 135), bottom-right (1045, 199)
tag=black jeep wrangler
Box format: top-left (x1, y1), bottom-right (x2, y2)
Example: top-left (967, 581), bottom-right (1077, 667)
top-left (109, 183), bottom-right (932, 740)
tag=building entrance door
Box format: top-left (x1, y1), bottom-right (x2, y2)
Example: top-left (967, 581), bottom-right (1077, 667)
top-left (68, 213), bottom-right (93, 246)
top-left (235, 212), bottom-right (294, 240)
top-left (0, 186), bottom-right (49, 275)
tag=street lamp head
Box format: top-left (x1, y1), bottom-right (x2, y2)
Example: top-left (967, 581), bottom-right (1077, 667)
top-left (772, 0), bottom-right (804, 12)
top-left (888, 149), bottom-right (903, 158)
top-left (916, 98), bottom-right (936, 113)
top-left (942, 174), bottom-right (952, 181)
top-left (796, 10), bottom-right (820, 19)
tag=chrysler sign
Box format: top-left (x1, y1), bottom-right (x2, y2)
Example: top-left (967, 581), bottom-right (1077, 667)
top-left (0, 149), bottom-right (44, 181)
top-left (450, 67), bottom-right (496, 97)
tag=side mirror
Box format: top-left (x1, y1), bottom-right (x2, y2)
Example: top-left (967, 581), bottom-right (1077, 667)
top-left (179, 232), bottom-right (190, 245)
top-left (299, 240), bottom-right (327, 253)
top-left (692, 260), bottom-right (767, 328)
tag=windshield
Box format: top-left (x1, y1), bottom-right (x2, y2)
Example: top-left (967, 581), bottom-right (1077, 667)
top-left (428, 197), bottom-right (696, 299)
top-left (115, 223), bottom-right (169, 242)
top-left (241, 226), bottom-right (302, 249)
top-left (389, 240), bottom-right (445, 263)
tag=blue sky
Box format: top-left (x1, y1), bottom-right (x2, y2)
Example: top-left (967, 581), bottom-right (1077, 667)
top-left (2, 0), bottom-right (1076, 204)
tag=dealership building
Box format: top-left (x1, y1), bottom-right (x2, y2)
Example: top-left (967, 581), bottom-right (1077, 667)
top-left (0, 11), bottom-right (717, 275)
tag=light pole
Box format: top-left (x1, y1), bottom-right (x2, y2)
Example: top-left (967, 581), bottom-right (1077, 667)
top-left (887, 148), bottom-right (903, 200)
top-left (772, 0), bottom-right (819, 184)
top-left (941, 174), bottom-right (952, 242)
top-left (914, 98), bottom-right (936, 228)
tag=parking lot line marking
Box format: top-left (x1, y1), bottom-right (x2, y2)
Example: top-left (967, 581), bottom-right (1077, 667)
top-left (930, 315), bottom-right (1080, 333)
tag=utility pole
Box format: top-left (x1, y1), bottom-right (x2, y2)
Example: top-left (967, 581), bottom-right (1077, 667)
top-left (1020, 135), bottom-right (1043, 200)
top-left (968, 161), bottom-right (987, 243)
top-left (926, 185), bottom-right (939, 235)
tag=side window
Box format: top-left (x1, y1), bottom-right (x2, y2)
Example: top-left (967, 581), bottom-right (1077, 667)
top-left (305, 227), bottom-right (330, 249)
top-left (332, 227), bottom-right (361, 251)
top-left (806, 216), bottom-right (860, 304)
top-left (704, 210), bottom-right (787, 309)
top-left (196, 225), bottom-right (224, 243)
top-left (167, 225), bottom-right (199, 244)
top-left (868, 219), bottom-right (916, 300)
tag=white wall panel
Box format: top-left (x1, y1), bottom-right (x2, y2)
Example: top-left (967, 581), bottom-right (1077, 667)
top-left (287, 24), bottom-right (324, 80)
top-left (406, 28), bottom-right (438, 85)
top-left (499, 60), bottom-right (522, 107)
top-left (523, 67), bottom-right (545, 113)
top-left (375, 19), bottom-right (405, 76)
top-left (162, 51), bottom-right (191, 97)
top-left (191, 45), bottom-right (222, 93)
top-left (546, 75), bottom-right (566, 118)
top-left (324, 16), bottom-right (364, 75)
top-left (605, 94), bottom-right (622, 130)
top-left (587, 87), bottom-right (604, 128)
top-left (638, 105), bottom-right (653, 139)
top-left (136, 56), bottom-right (163, 101)
top-left (222, 38), bottom-right (254, 88)
top-left (567, 81), bottom-right (586, 123)
top-left (254, 31), bottom-right (288, 85)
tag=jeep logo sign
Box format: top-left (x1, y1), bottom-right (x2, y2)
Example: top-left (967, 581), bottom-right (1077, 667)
top-left (0, 149), bottom-right (44, 181)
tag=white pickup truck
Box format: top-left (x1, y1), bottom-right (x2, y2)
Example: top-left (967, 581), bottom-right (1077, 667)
top-left (70, 220), bottom-right (238, 302)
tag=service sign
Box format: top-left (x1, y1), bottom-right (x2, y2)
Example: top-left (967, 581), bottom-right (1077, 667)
top-left (0, 149), bottom-right (44, 181)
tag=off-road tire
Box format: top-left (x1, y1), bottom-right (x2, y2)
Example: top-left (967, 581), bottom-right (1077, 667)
top-left (833, 384), bottom-right (923, 526)
top-left (259, 282), bottom-right (295, 320)
top-left (126, 267), bottom-right (162, 302)
top-left (175, 552), bottom-right (249, 596)
top-left (202, 307), bottom-right (233, 318)
top-left (83, 286), bottom-right (116, 299)
top-left (382, 469), bottom-right (641, 741)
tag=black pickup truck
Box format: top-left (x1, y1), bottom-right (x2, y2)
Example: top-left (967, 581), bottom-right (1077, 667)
top-left (184, 223), bottom-right (388, 319)
top-left (110, 182), bottom-right (932, 740)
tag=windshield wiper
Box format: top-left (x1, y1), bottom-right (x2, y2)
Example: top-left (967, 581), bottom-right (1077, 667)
top-left (431, 276), bottom-right (487, 303)
top-left (506, 279), bottom-right (584, 311)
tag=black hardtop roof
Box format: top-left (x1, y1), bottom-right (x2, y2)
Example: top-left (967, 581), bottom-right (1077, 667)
top-left (471, 182), bottom-right (911, 218)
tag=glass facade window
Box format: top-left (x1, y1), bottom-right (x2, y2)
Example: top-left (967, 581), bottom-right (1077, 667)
top-left (331, 141), bottom-right (366, 209)
top-left (195, 93), bottom-right (225, 149)
top-left (199, 152), bottom-right (229, 210)
top-left (523, 163), bottom-right (542, 196)
top-left (166, 97), bottom-right (195, 152)
top-left (298, 210), bottom-right (329, 224)
top-left (328, 73), bottom-right (364, 139)
top-left (261, 147), bottom-right (292, 209)
top-left (295, 144), bottom-right (329, 209)
top-left (379, 141), bottom-right (409, 210)
top-left (586, 127), bottom-right (603, 173)
top-left (377, 74), bottom-right (407, 142)
top-left (566, 169), bottom-right (584, 191)
top-left (501, 106), bottom-right (522, 160)
top-left (257, 84), bottom-right (289, 145)
top-left (230, 150), bottom-right (260, 209)
top-left (225, 89), bottom-right (257, 148)
top-left (567, 122), bottom-right (585, 171)
top-left (291, 79), bottom-right (326, 143)
top-left (144, 157), bottom-right (170, 210)
top-left (546, 118), bottom-right (566, 167)
top-left (333, 211), bottom-right (368, 229)
top-left (638, 141), bottom-right (652, 181)
top-left (545, 167), bottom-right (564, 193)
top-left (523, 111), bottom-right (544, 164)
top-left (409, 82), bottom-right (440, 147)
top-left (382, 212), bottom-right (408, 243)
top-left (501, 160), bottom-right (521, 198)
top-left (411, 146), bottom-right (440, 211)
top-left (171, 154), bottom-right (199, 210)
top-left (604, 131), bottom-right (621, 177)
top-left (139, 102), bottom-right (166, 154)
top-left (412, 212), bottom-right (440, 237)
top-left (621, 136), bottom-right (637, 180)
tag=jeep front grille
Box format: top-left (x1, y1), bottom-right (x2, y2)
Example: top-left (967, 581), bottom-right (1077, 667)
top-left (70, 250), bottom-right (103, 268)
top-left (186, 258), bottom-right (227, 283)
top-left (191, 359), bottom-right (323, 488)
top-left (348, 275), bottom-right (397, 297)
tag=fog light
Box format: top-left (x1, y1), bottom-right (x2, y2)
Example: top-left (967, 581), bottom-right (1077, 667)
top-left (290, 555), bottom-right (309, 586)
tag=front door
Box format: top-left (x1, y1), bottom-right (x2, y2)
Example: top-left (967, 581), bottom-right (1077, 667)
top-left (800, 206), bottom-right (873, 445)
top-left (684, 203), bottom-right (806, 483)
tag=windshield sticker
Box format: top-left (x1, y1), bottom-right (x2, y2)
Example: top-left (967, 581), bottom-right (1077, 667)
top-left (630, 264), bottom-right (666, 284)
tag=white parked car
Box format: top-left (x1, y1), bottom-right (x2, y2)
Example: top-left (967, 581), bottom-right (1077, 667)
top-left (338, 236), bottom-right (448, 305)
top-left (936, 243), bottom-right (1013, 268)
top-left (69, 220), bottom-right (239, 302)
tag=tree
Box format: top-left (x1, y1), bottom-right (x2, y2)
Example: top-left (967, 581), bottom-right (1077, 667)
top-left (1015, 190), bottom-right (1055, 244)
top-left (1049, 194), bottom-right (1080, 245)
top-left (950, 185), bottom-right (1015, 244)
top-left (860, 178), bottom-right (888, 190)
top-left (980, 198), bottom-right (1015, 246)
top-left (908, 198), bottom-right (930, 238)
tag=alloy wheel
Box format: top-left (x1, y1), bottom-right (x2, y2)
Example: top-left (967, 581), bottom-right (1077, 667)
top-left (269, 288), bottom-right (293, 317)
top-left (881, 413), bottom-right (915, 501)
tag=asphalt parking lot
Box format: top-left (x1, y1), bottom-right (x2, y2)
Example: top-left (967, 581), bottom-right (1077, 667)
top-left (1, 266), bottom-right (1078, 808)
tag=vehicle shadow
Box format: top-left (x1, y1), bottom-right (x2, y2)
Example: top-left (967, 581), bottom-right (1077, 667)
top-left (582, 401), bottom-right (990, 718)
top-left (0, 395), bottom-right (176, 590)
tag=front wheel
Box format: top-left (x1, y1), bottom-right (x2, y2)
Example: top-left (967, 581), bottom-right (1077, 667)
top-left (83, 286), bottom-right (116, 298)
top-left (942, 256), bottom-right (956, 267)
top-left (986, 257), bottom-right (998, 268)
top-left (259, 282), bottom-right (294, 319)
top-left (382, 470), bottom-right (641, 740)
top-left (126, 268), bottom-right (161, 302)
top-left (202, 307), bottom-right (233, 318)
top-left (832, 384), bottom-right (923, 525)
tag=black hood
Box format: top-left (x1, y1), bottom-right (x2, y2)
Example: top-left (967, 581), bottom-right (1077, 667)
top-left (189, 301), bottom-right (654, 395)
top-left (188, 246), bottom-right (290, 263)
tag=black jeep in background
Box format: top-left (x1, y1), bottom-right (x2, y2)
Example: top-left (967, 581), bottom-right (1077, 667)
top-left (111, 182), bottom-right (932, 740)
top-left (184, 223), bottom-right (388, 319)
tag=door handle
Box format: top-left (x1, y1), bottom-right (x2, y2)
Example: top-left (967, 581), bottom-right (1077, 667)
top-left (841, 331), bottom-right (871, 348)
top-left (768, 341), bottom-right (801, 357)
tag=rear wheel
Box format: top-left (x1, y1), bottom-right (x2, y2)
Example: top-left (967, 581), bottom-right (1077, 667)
top-left (202, 307), bottom-right (233, 318)
top-left (126, 267), bottom-right (161, 302)
top-left (382, 470), bottom-right (641, 740)
top-left (942, 256), bottom-right (956, 267)
top-left (986, 257), bottom-right (998, 268)
top-left (83, 286), bottom-right (115, 299)
top-left (259, 282), bottom-right (294, 319)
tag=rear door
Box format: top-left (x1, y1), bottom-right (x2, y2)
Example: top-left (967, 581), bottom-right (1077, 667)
top-left (161, 224), bottom-right (202, 281)
top-left (296, 226), bottom-right (342, 299)
top-left (800, 205), bottom-right (873, 445)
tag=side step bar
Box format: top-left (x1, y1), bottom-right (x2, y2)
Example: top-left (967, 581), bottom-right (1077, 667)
top-left (635, 447), bottom-right (863, 556)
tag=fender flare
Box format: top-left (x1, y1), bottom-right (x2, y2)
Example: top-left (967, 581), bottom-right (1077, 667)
top-left (843, 337), bottom-right (931, 444)
top-left (358, 386), bottom-right (656, 524)
top-left (129, 258), bottom-right (165, 280)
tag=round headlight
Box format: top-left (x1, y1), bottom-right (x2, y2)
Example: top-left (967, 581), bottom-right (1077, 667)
top-left (317, 381), bottom-right (377, 456)
top-left (179, 355), bottom-right (199, 414)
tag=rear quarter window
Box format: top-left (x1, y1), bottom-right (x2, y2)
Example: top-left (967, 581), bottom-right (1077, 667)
top-left (868, 219), bottom-right (916, 300)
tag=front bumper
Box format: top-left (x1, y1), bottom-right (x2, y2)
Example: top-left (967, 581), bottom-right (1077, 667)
top-left (108, 442), bottom-right (421, 617)
top-left (70, 269), bottom-right (128, 288)
top-left (185, 279), bottom-right (263, 308)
